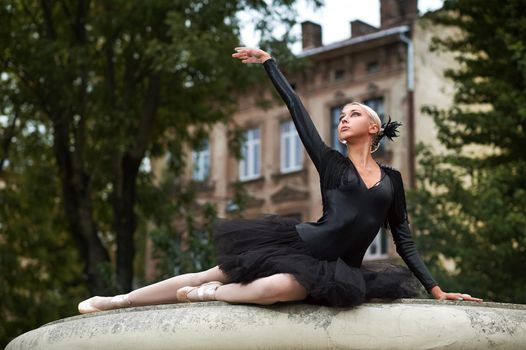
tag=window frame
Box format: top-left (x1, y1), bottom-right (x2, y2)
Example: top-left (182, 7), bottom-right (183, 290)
top-left (364, 227), bottom-right (389, 260)
top-left (330, 104), bottom-right (348, 156)
top-left (239, 127), bottom-right (261, 181)
top-left (191, 138), bottom-right (210, 182)
top-left (280, 120), bottom-right (303, 173)
top-left (363, 97), bottom-right (387, 151)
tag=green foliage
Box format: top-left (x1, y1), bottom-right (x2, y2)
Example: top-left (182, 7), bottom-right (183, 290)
top-left (411, 0), bottom-right (526, 303)
top-left (0, 0), bottom-right (323, 345)
top-left (0, 125), bottom-right (86, 347)
top-left (137, 164), bottom-right (212, 278)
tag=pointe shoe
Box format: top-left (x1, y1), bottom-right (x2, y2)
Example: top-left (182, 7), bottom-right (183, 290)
top-left (176, 281), bottom-right (223, 302)
top-left (78, 294), bottom-right (131, 314)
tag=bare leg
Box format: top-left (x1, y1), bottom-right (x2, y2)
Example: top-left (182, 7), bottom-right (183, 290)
top-left (78, 265), bottom-right (229, 313)
top-left (128, 265), bottom-right (229, 306)
top-left (190, 273), bottom-right (308, 305)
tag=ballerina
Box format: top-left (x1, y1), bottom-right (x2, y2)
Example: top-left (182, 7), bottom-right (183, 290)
top-left (78, 47), bottom-right (481, 314)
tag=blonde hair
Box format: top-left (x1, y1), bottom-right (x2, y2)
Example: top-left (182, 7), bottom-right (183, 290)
top-left (342, 102), bottom-right (383, 152)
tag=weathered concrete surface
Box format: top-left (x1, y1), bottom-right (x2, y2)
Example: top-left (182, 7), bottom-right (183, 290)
top-left (6, 299), bottom-right (526, 349)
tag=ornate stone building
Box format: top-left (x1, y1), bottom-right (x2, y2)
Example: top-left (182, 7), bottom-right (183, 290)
top-left (165, 0), bottom-right (456, 264)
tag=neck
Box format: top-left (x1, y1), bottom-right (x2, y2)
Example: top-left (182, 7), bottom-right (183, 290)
top-left (346, 139), bottom-right (375, 169)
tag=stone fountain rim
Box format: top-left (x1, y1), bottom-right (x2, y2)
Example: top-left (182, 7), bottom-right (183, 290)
top-left (42, 298), bottom-right (526, 329)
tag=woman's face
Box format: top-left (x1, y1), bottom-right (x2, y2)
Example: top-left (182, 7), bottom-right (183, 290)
top-left (338, 104), bottom-right (378, 143)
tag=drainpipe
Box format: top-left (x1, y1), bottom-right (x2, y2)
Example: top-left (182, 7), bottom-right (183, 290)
top-left (399, 31), bottom-right (416, 189)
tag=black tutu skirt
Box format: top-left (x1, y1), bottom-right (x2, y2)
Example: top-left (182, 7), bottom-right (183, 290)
top-left (213, 213), bottom-right (421, 308)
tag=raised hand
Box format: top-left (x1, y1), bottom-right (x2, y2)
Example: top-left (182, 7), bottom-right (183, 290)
top-left (232, 47), bottom-right (272, 64)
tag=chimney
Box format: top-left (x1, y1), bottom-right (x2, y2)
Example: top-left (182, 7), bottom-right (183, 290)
top-left (301, 21), bottom-right (322, 50)
top-left (350, 20), bottom-right (378, 38)
top-left (380, 0), bottom-right (418, 29)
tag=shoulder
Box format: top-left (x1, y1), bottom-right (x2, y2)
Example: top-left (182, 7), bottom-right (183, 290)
top-left (377, 162), bottom-right (406, 194)
top-left (377, 161), bottom-right (401, 177)
top-left (378, 162), bottom-right (409, 225)
top-left (322, 148), bottom-right (344, 166)
top-left (319, 148), bottom-right (348, 188)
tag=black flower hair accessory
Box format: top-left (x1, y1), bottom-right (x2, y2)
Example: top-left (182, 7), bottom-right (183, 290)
top-left (379, 115), bottom-right (402, 141)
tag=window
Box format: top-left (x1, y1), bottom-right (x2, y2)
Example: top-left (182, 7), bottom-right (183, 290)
top-left (330, 105), bottom-right (347, 156)
top-left (366, 61), bottom-right (379, 74)
top-left (280, 120), bottom-right (303, 173)
top-left (239, 127), bottom-right (261, 181)
top-left (191, 138), bottom-right (209, 181)
top-left (334, 69), bottom-right (345, 81)
top-left (363, 97), bottom-right (385, 120)
top-left (363, 97), bottom-right (386, 151)
top-left (364, 228), bottom-right (388, 260)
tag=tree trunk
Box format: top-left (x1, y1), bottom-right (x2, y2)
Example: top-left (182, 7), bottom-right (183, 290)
top-left (112, 153), bottom-right (140, 293)
top-left (51, 115), bottom-right (111, 295)
top-left (112, 73), bottom-right (161, 292)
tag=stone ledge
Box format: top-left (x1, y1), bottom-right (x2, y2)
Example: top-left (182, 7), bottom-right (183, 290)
top-left (6, 299), bottom-right (526, 349)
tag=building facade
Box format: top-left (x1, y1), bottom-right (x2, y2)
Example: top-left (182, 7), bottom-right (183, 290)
top-left (177, 0), bottom-right (455, 263)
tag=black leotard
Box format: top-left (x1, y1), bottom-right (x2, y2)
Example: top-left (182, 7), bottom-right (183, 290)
top-left (262, 57), bottom-right (439, 293)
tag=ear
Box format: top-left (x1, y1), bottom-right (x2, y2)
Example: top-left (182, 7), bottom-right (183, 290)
top-left (368, 122), bottom-right (379, 135)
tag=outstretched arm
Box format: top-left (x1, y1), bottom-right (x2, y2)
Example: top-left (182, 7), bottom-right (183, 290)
top-left (232, 47), bottom-right (331, 174)
top-left (387, 170), bottom-right (483, 302)
top-left (390, 219), bottom-right (480, 302)
top-left (390, 218), bottom-right (439, 293)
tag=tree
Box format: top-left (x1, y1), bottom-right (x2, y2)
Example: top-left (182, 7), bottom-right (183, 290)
top-left (410, 0), bottom-right (526, 303)
top-left (0, 0), bottom-right (321, 294)
top-left (0, 0), bottom-right (322, 345)
top-left (0, 119), bottom-right (86, 346)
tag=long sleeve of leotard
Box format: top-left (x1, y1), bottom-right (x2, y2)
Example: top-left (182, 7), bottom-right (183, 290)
top-left (263, 57), bottom-right (331, 174)
top-left (391, 218), bottom-right (439, 293)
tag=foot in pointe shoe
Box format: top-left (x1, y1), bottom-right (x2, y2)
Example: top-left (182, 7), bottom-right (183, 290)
top-left (176, 281), bottom-right (223, 303)
top-left (78, 294), bottom-right (131, 314)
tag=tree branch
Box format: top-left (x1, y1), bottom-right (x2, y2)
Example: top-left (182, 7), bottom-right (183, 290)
top-left (0, 57), bottom-right (54, 117)
top-left (133, 72), bottom-right (161, 159)
top-left (40, 0), bottom-right (57, 39)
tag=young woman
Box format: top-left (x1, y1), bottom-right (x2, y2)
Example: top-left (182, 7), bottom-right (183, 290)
top-left (78, 47), bottom-right (482, 314)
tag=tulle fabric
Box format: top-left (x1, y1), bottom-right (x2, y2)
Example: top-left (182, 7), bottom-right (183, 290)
top-left (213, 213), bottom-right (421, 308)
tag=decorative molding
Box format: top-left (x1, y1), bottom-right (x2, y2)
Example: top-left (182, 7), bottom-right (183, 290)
top-left (233, 175), bottom-right (265, 186)
top-left (270, 185), bottom-right (309, 204)
top-left (270, 168), bottom-right (307, 183)
top-left (367, 82), bottom-right (379, 92)
top-left (245, 194), bottom-right (265, 208)
top-left (334, 90), bottom-right (346, 100)
top-left (194, 179), bottom-right (216, 192)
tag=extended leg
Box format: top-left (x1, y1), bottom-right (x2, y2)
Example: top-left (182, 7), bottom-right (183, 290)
top-left (128, 265), bottom-right (228, 306)
top-left (183, 273), bottom-right (308, 305)
top-left (78, 265), bottom-right (229, 313)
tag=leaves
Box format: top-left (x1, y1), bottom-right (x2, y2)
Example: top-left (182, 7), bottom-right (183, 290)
top-left (413, 0), bottom-right (526, 303)
top-left (0, 0), bottom-right (322, 346)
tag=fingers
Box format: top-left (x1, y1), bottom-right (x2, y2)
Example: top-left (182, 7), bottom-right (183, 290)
top-left (463, 294), bottom-right (483, 302)
top-left (232, 51), bottom-right (249, 63)
top-left (232, 47), bottom-right (263, 64)
top-left (233, 47), bottom-right (250, 55)
top-left (232, 47), bottom-right (250, 60)
top-left (447, 292), bottom-right (483, 303)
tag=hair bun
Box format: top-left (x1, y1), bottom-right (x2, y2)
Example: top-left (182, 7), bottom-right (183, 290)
top-left (380, 115), bottom-right (402, 141)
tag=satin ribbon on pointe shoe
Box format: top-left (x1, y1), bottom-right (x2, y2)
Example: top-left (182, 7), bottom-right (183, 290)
top-left (176, 281), bottom-right (223, 302)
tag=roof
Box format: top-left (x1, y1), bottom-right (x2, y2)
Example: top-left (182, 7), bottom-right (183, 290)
top-left (297, 25), bottom-right (410, 58)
